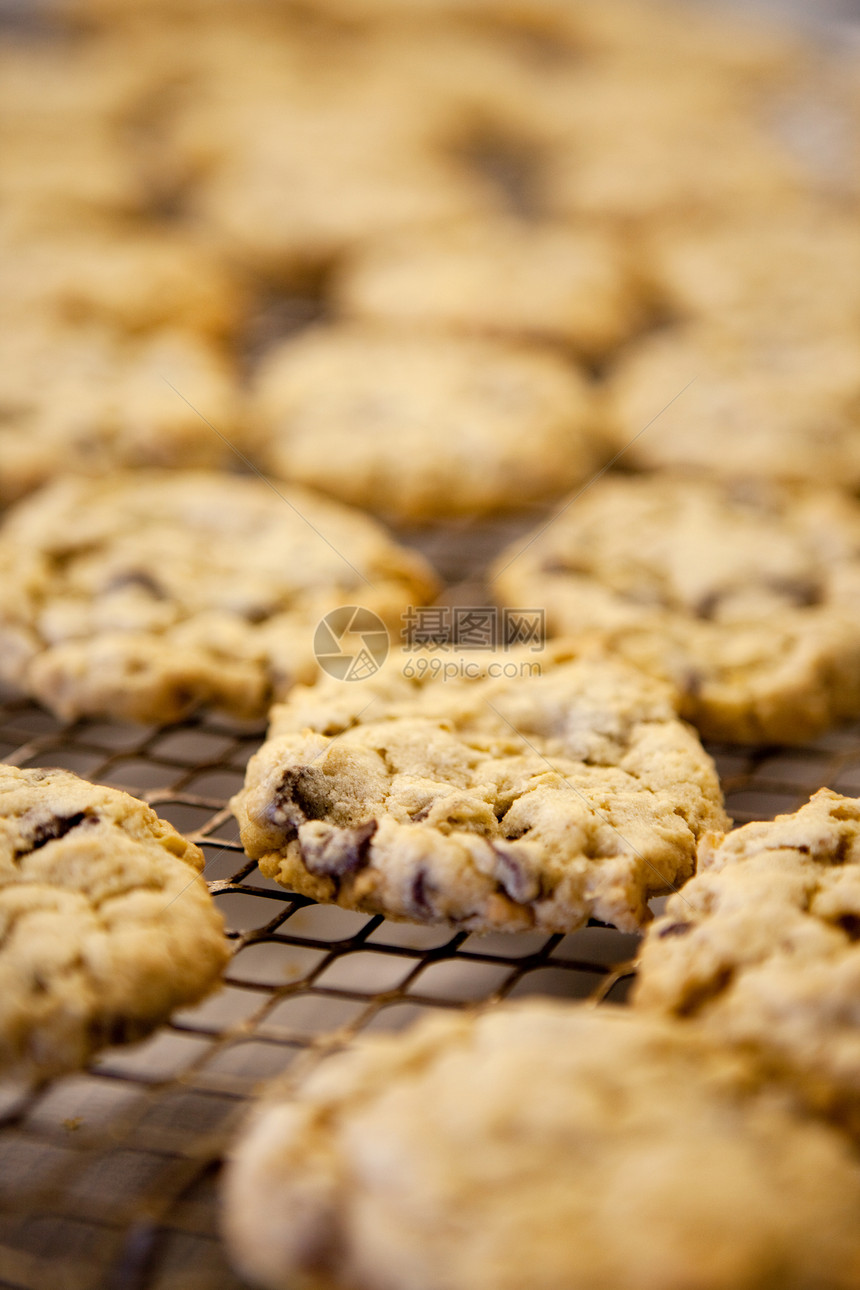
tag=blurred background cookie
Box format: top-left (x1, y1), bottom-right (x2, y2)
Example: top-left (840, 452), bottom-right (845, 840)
top-left (250, 324), bottom-right (603, 522)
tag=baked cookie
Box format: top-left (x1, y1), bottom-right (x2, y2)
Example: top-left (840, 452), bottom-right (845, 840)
top-left (0, 322), bottom-right (242, 503)
top-left (643, 202), bottom-right (860, 333)
top-left (222, 1001), bottom-right (860, 1290)
top-left (334, 216), bottom-right (644, 358)
top-left (0, 471), bottom-right (437, 724)
top-left (540, 68), bottom-right (805, 222)
top-left (0, 130), bottom-right (148, 223)
top-left (607, 321), bottom-right (860, 486)
top-left (250, 325), bottom-right (601, 522)
top-left (492, 473), bottom-right (860, 744)
top-left (0, 765), bottom-right (228, 1086)
top-left (185, 68), bottom-right (498, 277)
top-left (634, 790), bottom-right (860, 1137)
top-left (231, 644), bottom-right (727, 934)
top-left (0, 221), bottom-right (247, 339)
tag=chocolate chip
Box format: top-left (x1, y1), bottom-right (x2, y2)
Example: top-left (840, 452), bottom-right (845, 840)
top-left (106, 570), bottom-right (166, 599)
top-left (411, 866), bottom-right (432, 916)
top-left (492, 841), bottom-right (539, 904)
top-left (693, 591), bottom-right (721, 621)
top-left (244, 604), bottom-right (277, 625)
top-left (300, 820), bottom-right (377, 877)
top-left (411, 802), bottom-right (433, 822)
top-left (837, 913), bottom-right (860, 941)
top-left (766, 577), bottom-right (822, 608)
top-left (658, 921), bottom-right (693, 938)
top-left (265, 766), bottom-right (333, 839)
top-left (22, 811), bottom-right (90, 855)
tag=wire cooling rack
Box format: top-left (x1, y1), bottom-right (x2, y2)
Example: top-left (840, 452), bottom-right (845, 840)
top-left (3, 514), bottom-right (860, 1290)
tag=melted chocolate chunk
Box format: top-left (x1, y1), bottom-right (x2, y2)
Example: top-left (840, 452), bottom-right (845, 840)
top-left (696, 577), bottom-right (822, 621)
top-left (106, 570), bottom-right (166, 599)
top-left (24, 811), bottom-right (90, 854)
top-left (658, 921), bottom-right (693, 938)
top-left (766, 577), bottom-right (822, 608)
top-left (411, 867), bottom-right (433, 916)
top-left (300, 820), bottom-right (377, 878)
top-left (492, 841), bottom-right (539, 904)
top-left (693, 591), bottom-right (722, 622)
top-left (837, 913), bottom-right (860, 941)
top-left (265, 766), bottom-right (334, 839)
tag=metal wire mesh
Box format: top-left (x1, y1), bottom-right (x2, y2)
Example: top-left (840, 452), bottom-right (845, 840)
top-left (3, 513), bottom-right (860, 1289)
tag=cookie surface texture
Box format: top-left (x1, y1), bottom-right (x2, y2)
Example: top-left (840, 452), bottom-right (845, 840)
top-left (222, 1000), bottom-right (860, 1290)
top-left (232, 644), bottom-right (727, 933)
top-left (0, 471), bottom-right (438, 723)
top-left (249, 325), bottom-right (601, 522)
top-left (634, 788), bottom-right (860, 1136)
top-left (0, 765), bottom-right (229, 1085)
top-left (492, 473), bottom-right (860, 743)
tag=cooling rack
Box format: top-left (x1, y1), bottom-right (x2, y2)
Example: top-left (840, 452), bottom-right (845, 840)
top-left (2, 0), bottom-right (860, 1279)
top-left (3, 513), bottom-right (860, 1290)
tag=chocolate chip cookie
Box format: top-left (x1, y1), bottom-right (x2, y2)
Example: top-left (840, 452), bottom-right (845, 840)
top-left (334, 215), bottom-right (644, 358)
top-left (232, 643), bottom-right (727, 933)
top-left (223, 1000), bottom-right (860, 1290)
top-left (0, 471), bottom-right (437, 723)
top-left (0, 765), bottom-right (229, 1085)
top-left (634, 789), bottom-right (860, 1138)
top-left (492, 473), bottom-right (860, 743)
top-left (249, 325), bottom-right (602, 522)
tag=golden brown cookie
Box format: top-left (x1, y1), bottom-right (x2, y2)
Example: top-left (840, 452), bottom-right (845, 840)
top-left (492, 473), bottom-right (860, 743)
top-left (0, 322), bottom-right (243, 503)
top-left (0, 765), bottom-right (229, 1087)
top-left (249, 324), bottom-right (602, 522)
top-left (334, 216), bottom-right (645, 358)
top-left (635, 789), bottom-right (860, 1138)
top-left (232, 643), bottom-right (727, 934)
top-left (223, 1001), bottom-right (860, 1290)
top-left (606, 320), bottom-right (860, 486)
top-left (0, 471), bottom-right (437, 724)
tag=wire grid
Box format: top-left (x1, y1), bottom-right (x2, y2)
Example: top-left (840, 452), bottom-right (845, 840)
top-left (3, 518), bottom-right (860, 1288)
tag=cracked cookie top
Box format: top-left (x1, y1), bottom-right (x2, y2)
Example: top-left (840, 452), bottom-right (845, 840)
top-left (223, 1001), bottom-right (860, 1290)
top-left (492, 473), bottom-right (860, 743)
top-left (0, 765), bottom-right (229, 1085)
top-left (232, 643), bottom-right (727, 933)
top-left (0, 470), bottom-right (438, 724)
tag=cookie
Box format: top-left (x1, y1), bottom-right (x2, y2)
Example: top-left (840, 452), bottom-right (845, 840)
top-left (185, 75), bottom-right (498, 277)
top-left (0, 221), bottom-right (247, 339)
top-left (540, 68), bottom-right (805, 222)
top-left (222, 1000), bottom-right (860, 1290)
top-left (334, 216), bottom-right (644, 359)
top-left (0, 130), bottom-right (148, 223)
top-left (634, 789), bottom-right (860, 1137)
top-left (231, 643), bottom-right (727, 934)
top-left (249, 325), bottom-right (601, 522)
top-left (492, 473), bottom-right (860, 744)
top-left (0, 322), bottom-right (243, 503)
top-left (643, 202), bottom-right (860, 332)
top-left (0, 471), bottom-right (438, 724)
top-left (0, 765), bottom-right (228, 1086)
top-left (606, 321), bottom-right (860, 486)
